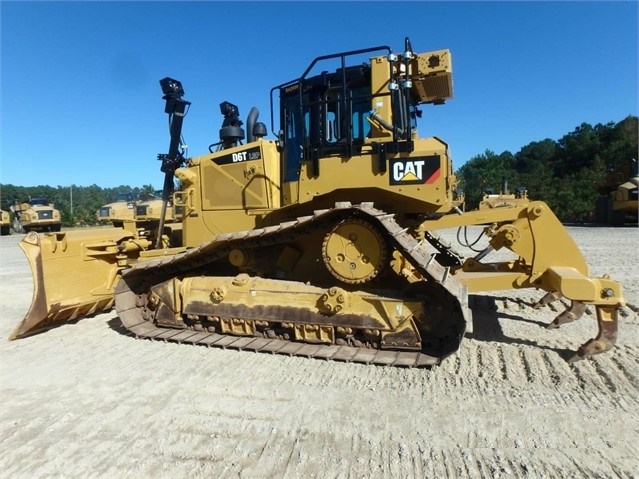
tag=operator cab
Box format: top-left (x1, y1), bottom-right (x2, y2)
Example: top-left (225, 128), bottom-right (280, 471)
top-left (277, 64), bottom-right (376, 182)
top-left (114, 192), bottom-right (138, 203)
top-left (271, 41), bottom-right (431, 183)
top-left (29, 197), bottom-right (51, 206)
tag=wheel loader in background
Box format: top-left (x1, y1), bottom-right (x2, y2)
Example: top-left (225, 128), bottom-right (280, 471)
top-left (10, 197), bottom-right (61, 233)
top-left (11, 38), bottom-right (624, 366)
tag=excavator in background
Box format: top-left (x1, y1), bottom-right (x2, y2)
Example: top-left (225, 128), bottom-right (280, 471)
top-left (595, 159), bottom-right (638, 226)
top-left (11, 38), bottom-right (624, 366)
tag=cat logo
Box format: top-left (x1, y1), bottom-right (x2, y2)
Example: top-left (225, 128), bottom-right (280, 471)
top-left (389, 155), bottom-right (441, 185)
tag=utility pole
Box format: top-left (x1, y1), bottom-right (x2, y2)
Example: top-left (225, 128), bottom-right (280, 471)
top-left (70, 185), bottom-right (73, 218)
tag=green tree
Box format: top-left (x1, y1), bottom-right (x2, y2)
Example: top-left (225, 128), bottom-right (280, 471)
top-left (458, 150), bottom-right (521, 209)
top-left (457, 116), bottom-right (638, 221)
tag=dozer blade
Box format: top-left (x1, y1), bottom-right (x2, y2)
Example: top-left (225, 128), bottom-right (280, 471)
top-left (10, 229), bottom-right (141, 339)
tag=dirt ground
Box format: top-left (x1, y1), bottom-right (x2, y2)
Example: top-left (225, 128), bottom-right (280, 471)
top-left (1, 226), bottom-right (638, 479)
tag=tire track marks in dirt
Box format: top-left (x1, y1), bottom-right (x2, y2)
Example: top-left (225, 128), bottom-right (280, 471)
top-left (346, 433), bottom-right (365, 479)
top-left (2, 230), bottom-right (639, 478)
top-left (540, 349), bottom-right (570, 387)
top-left (571, 360), bottom-right (616, 409)
top-left (609, 353), bottom-right (639, 391)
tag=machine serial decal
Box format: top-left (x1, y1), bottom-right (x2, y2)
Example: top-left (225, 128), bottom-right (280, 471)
top-left (389, 155), bottom-right (440, 185)
top-left (213, 146), bottom-right (262, 165)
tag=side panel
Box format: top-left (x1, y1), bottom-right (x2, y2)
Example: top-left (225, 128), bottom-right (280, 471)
top-left (201, 144), bottom-right (269, 210)
top-left (295, 137), bottom-right (453, 213)
top-left (179, 140), bottom-right (281, 244)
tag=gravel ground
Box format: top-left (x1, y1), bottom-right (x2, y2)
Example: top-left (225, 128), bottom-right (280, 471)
top-left (1, 226), bottom-right (638, 479)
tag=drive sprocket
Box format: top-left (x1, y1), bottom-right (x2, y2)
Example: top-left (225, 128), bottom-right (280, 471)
top-left (321, 217), bottom-right (388, 285)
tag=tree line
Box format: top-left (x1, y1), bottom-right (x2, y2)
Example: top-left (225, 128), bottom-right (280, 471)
top-left (0, 184), bottom-right (156, 227)
top-left (1, 115), bottom-right (636, 226)
top-left (457, 115), bottom-right (638, 221)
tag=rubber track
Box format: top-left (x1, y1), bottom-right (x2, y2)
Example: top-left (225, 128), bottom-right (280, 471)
top-left (115, 202), bottom-right (469, 368)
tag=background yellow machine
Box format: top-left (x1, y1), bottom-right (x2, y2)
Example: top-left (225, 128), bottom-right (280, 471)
top-left (0, 209), bottom-right (10, 235)
top-left (595, 159), bottom-right (638, 226)
top-left (96, 191), bottom-right (140, 227)
top-left (133, 189), bottom-right (182, 248)
top-left (10, 197), bottom-right (61, 233)
top-left (478, 178), bottom-right (528, 210)
top-left (12, 38), bottom-right (624, 366)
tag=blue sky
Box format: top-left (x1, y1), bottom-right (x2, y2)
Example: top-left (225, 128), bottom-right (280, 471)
top-left (1, 1), bottom-right (637, 189)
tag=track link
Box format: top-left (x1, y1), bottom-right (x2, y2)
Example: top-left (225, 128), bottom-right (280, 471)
top-left (422, 230), bottom-right (464, 267)
top-left (115, 202), bottom-right (469, 367)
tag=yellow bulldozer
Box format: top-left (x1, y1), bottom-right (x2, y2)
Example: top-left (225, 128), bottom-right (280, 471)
top-left (11, 38), bottom-right (624, 366)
